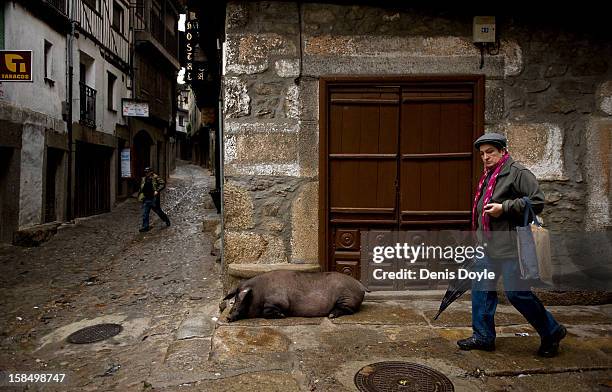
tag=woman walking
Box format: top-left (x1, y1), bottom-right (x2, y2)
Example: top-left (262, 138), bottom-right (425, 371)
top-left (457, 133), bottom-right (566, 357)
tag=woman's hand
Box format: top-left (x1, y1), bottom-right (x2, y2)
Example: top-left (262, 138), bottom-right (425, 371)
top-left (483, 203), bottom-right (503, 218)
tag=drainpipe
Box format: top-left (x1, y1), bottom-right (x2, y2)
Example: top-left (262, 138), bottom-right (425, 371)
top-left (66, 5), bottom-right (76, 221)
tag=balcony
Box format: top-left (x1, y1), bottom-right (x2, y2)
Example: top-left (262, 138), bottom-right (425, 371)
top-left (133, 1), bottom-right (180, 70)
top-left (17, 0), bottom-right (70, 32)
top-left (44, 0), bottom-right (67, 14)
top-left (79, 82), bottom-right (97, 128)
top-left (72, 0), bottom-right (130, 68)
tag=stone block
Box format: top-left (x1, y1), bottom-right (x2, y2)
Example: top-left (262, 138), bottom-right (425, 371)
top-left (485, 82), bottom-right (504, 124)
top-left (225, 121), bottom-right (299, 135)
top-left (274, 59), bottom-right (300, 78)
top-left (584, 117), bottom-right (612, 230)
top-left (223, 182), bottom-right (254, 230)
top-left (253, 97), bottom-right (279, 118)
top-left (544, 64), bottom-right (568, 78)
top-left (505, 122), bottom-right (566, 180)
top-left (19, 124), bottom-right (45, 228)
top-left (298, 79), bottom-right (319, 122)
top-left (284, 84), bottom-right (300, 119)
top-left (215, 327), bottom-right (289, 355)
top-left (225, 33), bottom-right (296, 75)
top-left (291, 182), bottom-right (319, 263)
top-left (224, 231), bottom-right (266, 265)
top-left (253, 80), bottom-right (285, 96)
top-left (302, 35), bottom-right (506, 79)
top-left (225, 163), bottom-right (300, 177)
top-left (226, 2), bottom-right (248, 30)
top-left (233, 131), bottom-right (298, 164)
top-left (224, 77), bottom-right (250, 118)
top-left (224, 231), bottom-right (287, 265)
top-left (298, 120), bottom-right (319, 178)
top-left (597, 81), bottom-right (612, 116)
top-left (13, 222), bottom-right (60, 247)
top-left (227, 263), bottom-right (321, 279)
top-left (202, 214), bottom-right (221, 233)
top-left (558, 80), bottom-right (595, 95)
top-left (501, 39), bottom-right (523, 77)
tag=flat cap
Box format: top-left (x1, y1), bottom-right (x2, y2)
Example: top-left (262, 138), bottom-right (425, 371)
top-left (474, 133), bottom-right (507, 150)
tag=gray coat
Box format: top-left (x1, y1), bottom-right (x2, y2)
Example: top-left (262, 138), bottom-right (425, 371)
top-left (476, 156), bottom-right (545, 259)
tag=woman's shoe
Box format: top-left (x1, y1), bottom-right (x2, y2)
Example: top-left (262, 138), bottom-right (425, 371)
top-left (538, 325), bottom-right (567, 357)
top-left (457, 336), bottom-right (495, 351)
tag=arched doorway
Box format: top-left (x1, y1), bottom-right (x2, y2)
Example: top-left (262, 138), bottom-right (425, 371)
top-left (133, 130), bottom-right (154, 179)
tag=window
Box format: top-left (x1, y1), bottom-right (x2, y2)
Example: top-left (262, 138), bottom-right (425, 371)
top-left (135, 0), bottom-right (144, 17)
top-left (107, 71), bottom-right (117, 111)
top-left (112, 2), bottom-right (124, 34)
top-left (82, 0), bottom-right (97, 11)
top-left (178, 115), bottom-right (184, 126)
top-left (44, 40), bottom-right (53, 81)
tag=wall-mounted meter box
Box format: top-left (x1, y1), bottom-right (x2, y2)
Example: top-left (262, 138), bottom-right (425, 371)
top-left (473, 16), bottom-right (496, 43)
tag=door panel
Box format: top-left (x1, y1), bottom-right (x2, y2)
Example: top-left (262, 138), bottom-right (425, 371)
top-left (399, 87), bottom-right (474, 229)
top-left (328, 89), bottom-right (400, 279)
top-left (323, 79), bottom-right (483, 286)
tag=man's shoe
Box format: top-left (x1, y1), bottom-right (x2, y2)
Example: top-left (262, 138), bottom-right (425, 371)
top-left (457, 336), bottom-right (495, 352)
top-left (165, 220), bottom-right (171, 227)
top-left (538, 325), bottom-right (567, 358)
top-left (139, 227), bottom-right (150, 232)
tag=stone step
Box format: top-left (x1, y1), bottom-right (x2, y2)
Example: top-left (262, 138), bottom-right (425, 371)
top-left (13, 222), bottom-right (62, 247)
top-left (365, 290), bottom-right (449, 301)
top-left (202, 212), bottom-right (221, 233)
top-left (227, 263), bottom-right (321, 279)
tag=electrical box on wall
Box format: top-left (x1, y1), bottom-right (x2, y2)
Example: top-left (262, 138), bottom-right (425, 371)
top-left (473, 16), bottom-right (496, 43)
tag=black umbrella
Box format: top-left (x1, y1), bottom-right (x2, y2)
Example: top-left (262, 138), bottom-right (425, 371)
top-left (433, 257), bottom-right (479, 320)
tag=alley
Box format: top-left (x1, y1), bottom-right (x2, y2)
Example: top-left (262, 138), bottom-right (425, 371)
top-left (0, 162), bottom-right (223, 391)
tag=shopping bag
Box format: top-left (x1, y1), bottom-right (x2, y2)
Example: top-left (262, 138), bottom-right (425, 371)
top-left (516, 197), bottom-right (553, 286)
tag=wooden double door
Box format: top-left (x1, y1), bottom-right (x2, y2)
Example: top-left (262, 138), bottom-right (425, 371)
top-left (320, 77), bottom-right (484, 289)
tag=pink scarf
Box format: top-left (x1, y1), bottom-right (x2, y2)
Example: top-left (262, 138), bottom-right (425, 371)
top-left (471, 153), bottom-right (510, 232)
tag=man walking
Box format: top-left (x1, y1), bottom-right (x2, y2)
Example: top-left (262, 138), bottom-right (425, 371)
top-left (138, 167), bottom-right (170, 232)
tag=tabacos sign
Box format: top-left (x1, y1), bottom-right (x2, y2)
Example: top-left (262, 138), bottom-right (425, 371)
top-left (0, 50), bottom-right (33, 82)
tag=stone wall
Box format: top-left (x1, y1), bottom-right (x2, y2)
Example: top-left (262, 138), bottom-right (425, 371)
top-left (222, 2), bottom-right (612, 283)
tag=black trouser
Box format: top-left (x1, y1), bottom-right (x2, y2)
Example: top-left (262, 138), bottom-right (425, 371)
top-left (141, 196), bottom-right (169, 228)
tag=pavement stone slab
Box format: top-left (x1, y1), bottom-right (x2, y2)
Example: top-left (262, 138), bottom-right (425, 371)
top-left (331, 301), bottom-right (428, 325)
top-left (158, 371), bottom-right (302, 392)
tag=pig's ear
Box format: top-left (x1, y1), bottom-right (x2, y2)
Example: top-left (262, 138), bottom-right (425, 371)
top-left (223, 287), bottom-right (238, 300)
top-left (237, 287), bottom-right (252, 301)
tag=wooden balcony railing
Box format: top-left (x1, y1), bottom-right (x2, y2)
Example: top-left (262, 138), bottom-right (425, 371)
top-left (133, 2), bottom-right (179, 61)
top-left (73, 0), bottom-right (130, 67)
top-left (44, 0), bottom-right (67, 14)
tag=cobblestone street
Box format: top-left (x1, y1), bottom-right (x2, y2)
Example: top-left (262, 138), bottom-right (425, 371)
top-left (0, 163), bottom-right (223, 391)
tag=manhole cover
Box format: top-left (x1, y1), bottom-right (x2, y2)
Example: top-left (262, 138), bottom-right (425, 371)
top-left (67, 323), bottom-right (123, 344)
top-left (354, 361), bottom-right (454, 392)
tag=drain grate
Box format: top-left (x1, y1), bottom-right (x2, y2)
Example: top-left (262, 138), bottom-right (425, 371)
top-left (67, 323), bottom-right (123, 344)
top-left (354, 361), bottom-right (454, 392)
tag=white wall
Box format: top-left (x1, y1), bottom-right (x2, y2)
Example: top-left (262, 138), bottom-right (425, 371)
top-left (74, 38), bottom-right (130, 133)
top-left (3, 3), bottom-right (67, 127)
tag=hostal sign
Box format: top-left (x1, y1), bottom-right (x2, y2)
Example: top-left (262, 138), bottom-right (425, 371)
top-left (185, 19), bottom-right (206, 83)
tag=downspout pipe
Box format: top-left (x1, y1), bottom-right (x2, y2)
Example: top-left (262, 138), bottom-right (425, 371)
top-left (66, 3), bottom-right (76, 221)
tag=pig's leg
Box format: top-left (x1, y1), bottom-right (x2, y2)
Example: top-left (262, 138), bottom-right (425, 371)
top-left (328, 294), bottom-right (361, 318)
top-left (262, 303), bottom-right (286, 319)
top-left (328, 305), bottom-right (355, 318)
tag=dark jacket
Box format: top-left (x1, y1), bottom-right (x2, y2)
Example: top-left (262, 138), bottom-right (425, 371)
top-left (476, 156), bottom-right (545, 259)
top-left (138, 174), bottom-right (165, 202)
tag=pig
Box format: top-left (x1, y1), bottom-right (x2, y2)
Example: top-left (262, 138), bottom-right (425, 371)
top-left (222, 270), bottom-right (369, 322)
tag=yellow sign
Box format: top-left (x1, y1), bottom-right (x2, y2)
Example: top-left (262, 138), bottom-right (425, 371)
top-left (0, 50), bottom-right (33, 82)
